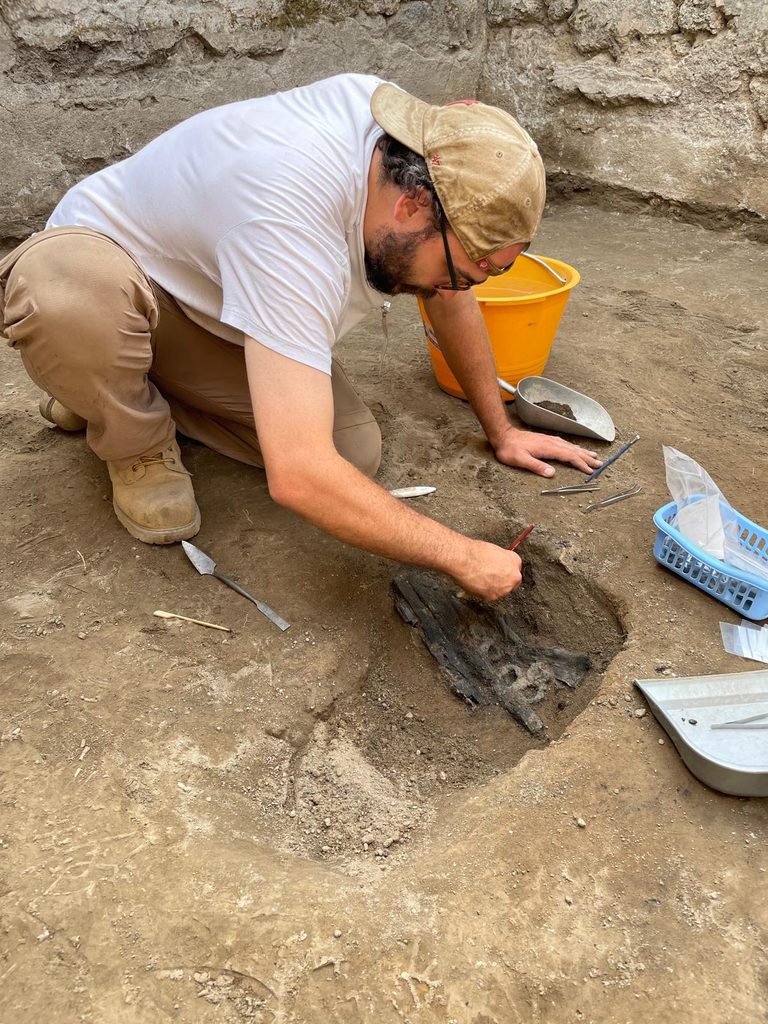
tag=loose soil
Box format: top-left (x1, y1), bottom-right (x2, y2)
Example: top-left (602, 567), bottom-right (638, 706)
top-left (1, 204), bottom-right (767, 1023)
top-left (535, 400), bottom-right (577, 421)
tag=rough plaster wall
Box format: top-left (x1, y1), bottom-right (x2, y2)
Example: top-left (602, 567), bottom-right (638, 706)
top-left (0, 0), bottom-right (486, 244)
top-left (2, 0), bottom-right (767, 242)
top-left (481, 0), bottom-right (768, 235)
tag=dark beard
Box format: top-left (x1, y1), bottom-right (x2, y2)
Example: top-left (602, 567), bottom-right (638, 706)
top-left (365, 226), bottom-right (438, 300)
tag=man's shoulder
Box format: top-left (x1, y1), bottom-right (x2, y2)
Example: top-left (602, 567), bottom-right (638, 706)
top-left (305, 72), bottom-right (388, 95)
top-left (289, 73), bottom-right (389, 115)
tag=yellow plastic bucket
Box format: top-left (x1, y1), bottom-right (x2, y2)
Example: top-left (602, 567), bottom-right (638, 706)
top-left (418, 254), bottom-right (580, 401)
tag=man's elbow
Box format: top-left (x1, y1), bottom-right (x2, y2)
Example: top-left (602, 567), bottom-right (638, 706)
top-left (265, 468), bottom-right (300, 511)
top-left (265, 462), bottom-right (318, 513)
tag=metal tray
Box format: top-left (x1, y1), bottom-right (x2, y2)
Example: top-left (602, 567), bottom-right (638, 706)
top-left (635, 669), bottom-right (768, 797)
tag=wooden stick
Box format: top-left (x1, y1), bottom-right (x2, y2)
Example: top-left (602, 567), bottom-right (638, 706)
top-left (153, 610), bottom-right (231, 632)
top-left (508, 523), bottom-right (536, 551)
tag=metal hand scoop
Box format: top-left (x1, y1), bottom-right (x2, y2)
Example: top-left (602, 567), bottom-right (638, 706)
top-left (498, 376), bottom-right (616, 443)
top-left (181, 540), bottom-right (290, 632)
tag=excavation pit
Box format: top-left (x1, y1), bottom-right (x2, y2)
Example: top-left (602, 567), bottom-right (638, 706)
top-left (278, 538), bottom-right (627, 867)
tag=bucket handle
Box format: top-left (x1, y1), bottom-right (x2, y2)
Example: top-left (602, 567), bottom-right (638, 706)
top-left (520, 252), bottom-right (567, 284)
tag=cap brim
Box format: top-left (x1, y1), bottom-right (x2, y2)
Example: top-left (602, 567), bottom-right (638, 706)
top-left (371, 83), bottom-right (430, 156)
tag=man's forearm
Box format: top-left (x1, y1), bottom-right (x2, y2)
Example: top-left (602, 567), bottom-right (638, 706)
top-left (271, 450), bottom-right (522, 600)
top-left (421, 292), bottom-right (511, 448)
top-left (244, 333), bottom-right (523, 599)
top-left (272, 447), bottom-right (471, 575)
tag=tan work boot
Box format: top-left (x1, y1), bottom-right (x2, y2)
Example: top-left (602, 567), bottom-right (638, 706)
top-left (108, 440), bottom-right (201, 544)
top-left (39, 394), bottom-right (87, 432)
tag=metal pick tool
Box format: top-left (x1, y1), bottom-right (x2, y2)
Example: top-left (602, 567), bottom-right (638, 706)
top-left (181, 540), bottom-right (290, 632)
top-left (711, 711), bottom-right (768, 731)
top-left (584, 484), bottom-right (642, 513)
top-left (584, 434), bottom-right (640, 483)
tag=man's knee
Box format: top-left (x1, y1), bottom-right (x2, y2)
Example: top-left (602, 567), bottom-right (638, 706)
top-left (5, 264), bottom-right (82, 347)
top-left (2, 232), bottom-right (157, 359)
top-left (334, 418), bottom-right (382, 478)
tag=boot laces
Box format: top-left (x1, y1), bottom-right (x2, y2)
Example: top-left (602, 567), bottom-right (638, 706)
top-left (132, 450), bottom-right (175, 471)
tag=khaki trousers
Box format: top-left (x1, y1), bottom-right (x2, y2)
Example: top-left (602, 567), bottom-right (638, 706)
top-left (0, 227), bottom-right (382, 475)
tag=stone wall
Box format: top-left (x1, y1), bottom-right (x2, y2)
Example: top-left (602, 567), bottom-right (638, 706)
top-left (0, 0), bottom-right (486, 245)
top-left (481, 0), bottom-right (768, 236)
top-left (1, 0), bottom-right (767, 243)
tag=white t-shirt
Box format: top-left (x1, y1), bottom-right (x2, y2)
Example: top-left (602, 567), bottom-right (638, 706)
top-left (48, 74), bottom-right (389, 375)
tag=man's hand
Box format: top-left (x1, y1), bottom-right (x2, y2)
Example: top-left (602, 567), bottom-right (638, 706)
top-left (493, 425), bottom-right (603, 478)
top-left (452, 540), bottom-right (523, 601)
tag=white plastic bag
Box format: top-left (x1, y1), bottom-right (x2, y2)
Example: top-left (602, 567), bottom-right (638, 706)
top-left (663, 446), bottom-right (727, 559)
top-left (720, 620), bottom-right (768, 665)
top-left (723, 520), bottom-right (768, 581)
top-left (663, 446), bottom-right (768, 582)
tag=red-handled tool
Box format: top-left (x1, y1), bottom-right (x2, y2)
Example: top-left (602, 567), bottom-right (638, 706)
top-left (508, 523), bottom-right (536, 551)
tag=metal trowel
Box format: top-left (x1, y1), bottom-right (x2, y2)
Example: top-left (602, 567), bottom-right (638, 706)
top-left (498, 376), bottom-right (616, 443)
top-left (181, 540), bottom-right (290, 631)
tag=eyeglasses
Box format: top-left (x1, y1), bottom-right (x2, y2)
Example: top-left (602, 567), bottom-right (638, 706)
top-left (437, 208), bottom-right (472, 291)
top-left (476, 252), bottom-right (521, 276)
top-left (436, 207), bottom-right (522, 292)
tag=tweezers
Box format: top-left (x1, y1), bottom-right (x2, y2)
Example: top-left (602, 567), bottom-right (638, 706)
top-left (541, 484), bottom-right (601, 495)
top-left (584, 485), bottom-right (642, 513)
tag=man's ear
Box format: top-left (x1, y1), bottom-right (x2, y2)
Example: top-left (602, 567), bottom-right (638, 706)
top-left (392, 190), bottom-right (433, 226)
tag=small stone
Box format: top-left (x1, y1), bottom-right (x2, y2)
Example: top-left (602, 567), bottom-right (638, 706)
top-left (361, 833), bottom-right (374, 845)
top-left (564, 895), bottom-right (573, 905)
top-left (634, 708), bottom-right (647, 718)
top-left (323, 817), bottom-right (331, 828)
top-left (321, 844), bottom-right (330, 853)
top-left (405, 711), bottom-right (413, 720)
top-left (658, 738), bottom-right (665, 745)
top-left (77, 632), bottom-right (87, 640)
top-left (688, 719), bottom-right (698, 725)
top-left (438, 771), bottom-right (447, 781)
top-left (576, 817), bottom-right (587, 829)
top-left (333, 928), bottom-right (342, 938)
top-left (288, 809), bottom-right (296, 818)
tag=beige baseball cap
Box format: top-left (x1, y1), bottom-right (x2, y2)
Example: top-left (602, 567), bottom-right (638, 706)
top-left (371, 83), bottom-right (545, 262)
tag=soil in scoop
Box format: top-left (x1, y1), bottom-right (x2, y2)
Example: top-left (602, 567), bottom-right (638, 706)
top-left (535, 400), bottom-right (577, 421)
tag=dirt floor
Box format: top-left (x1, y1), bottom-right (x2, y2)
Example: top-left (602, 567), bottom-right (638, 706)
top-left (1, 203), bottom-right (767, 1024)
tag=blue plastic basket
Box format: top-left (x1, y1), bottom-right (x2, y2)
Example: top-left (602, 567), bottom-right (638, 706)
top-left (653, 499), bottom-right (768, 621)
